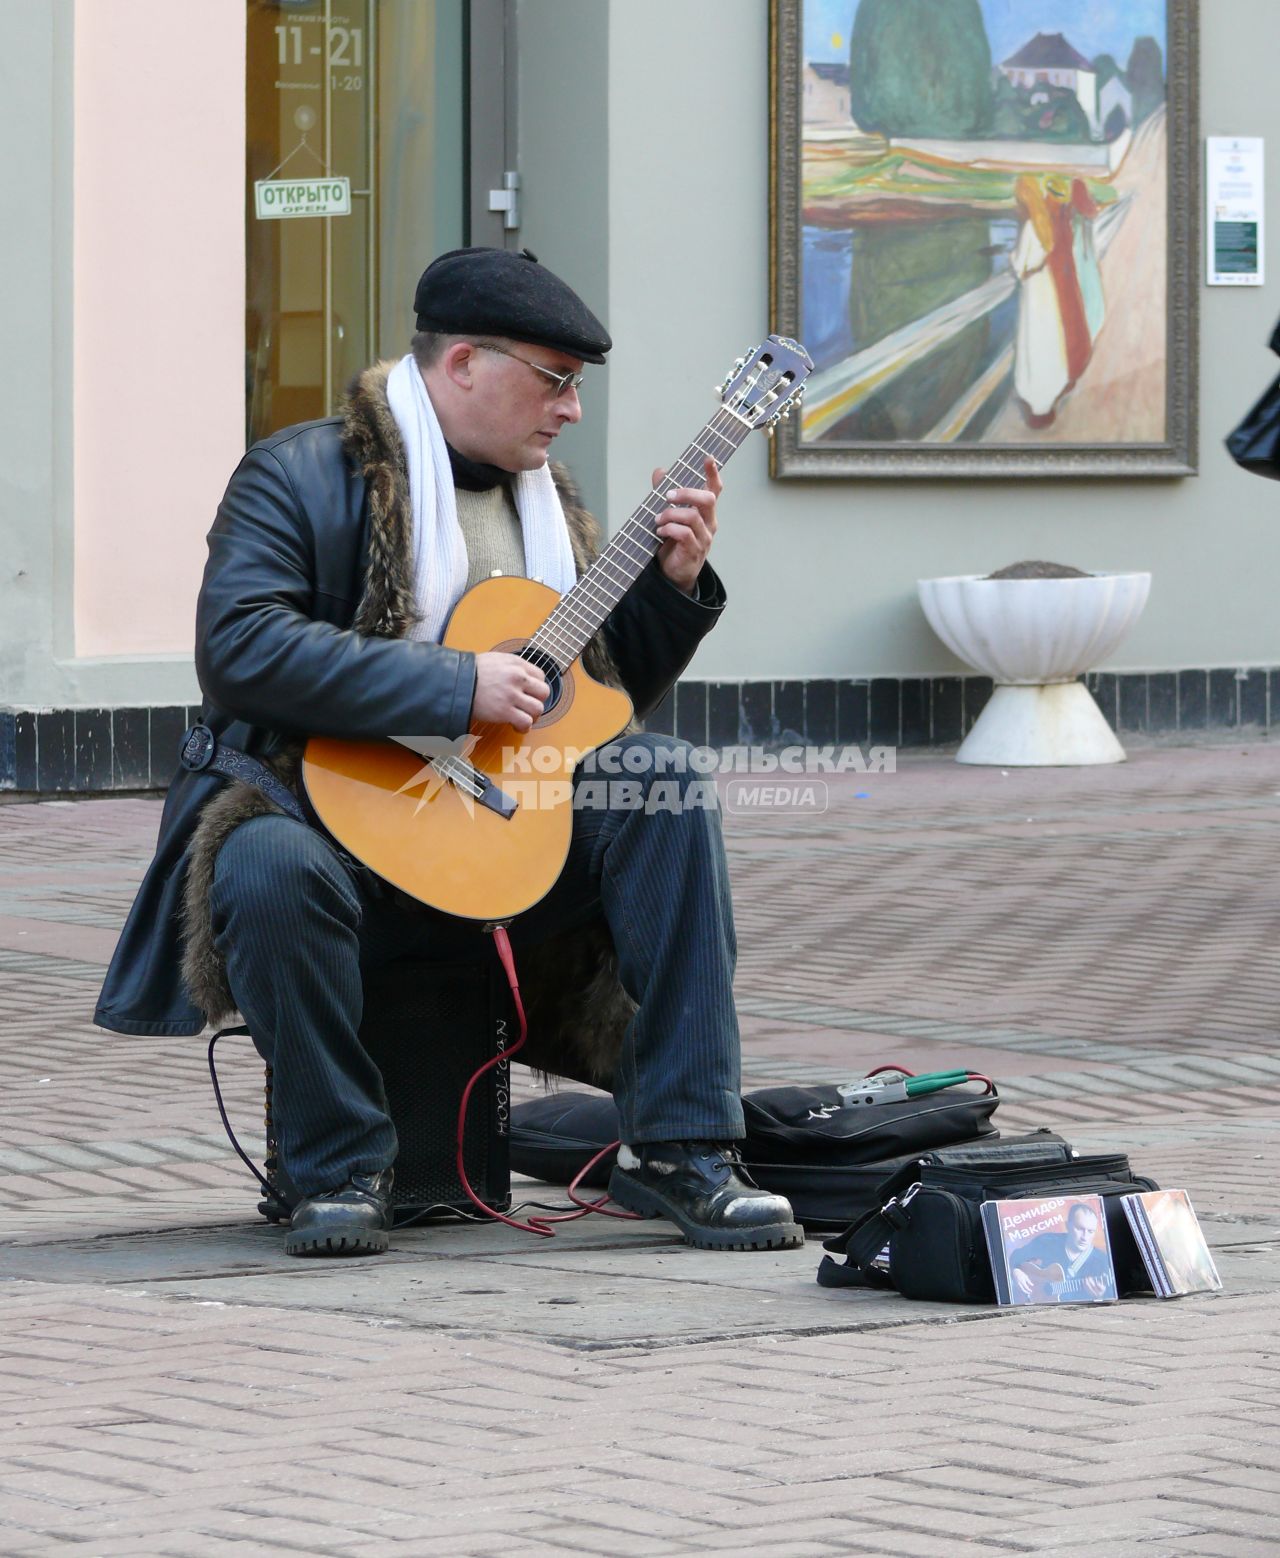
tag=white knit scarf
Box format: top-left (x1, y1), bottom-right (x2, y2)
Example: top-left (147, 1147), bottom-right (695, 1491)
top-left (385, 354), bottom-right (578, 644)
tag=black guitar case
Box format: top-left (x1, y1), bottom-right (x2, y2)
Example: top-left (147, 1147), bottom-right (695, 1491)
top-left (511, 1083), bottom-right (1025, 1234)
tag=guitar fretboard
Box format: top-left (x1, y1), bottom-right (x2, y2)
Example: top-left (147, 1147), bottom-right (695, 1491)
top-left (527, 406), bottom-right (753, 670)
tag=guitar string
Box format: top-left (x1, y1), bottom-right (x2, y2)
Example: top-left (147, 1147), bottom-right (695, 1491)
top-left (528, 439), bottom-right (746, 667)
top-left (528, 413), bottom-right (748, 665)
top-left (532, 424), bottom-right (742, 658)
top-left (529, 483), bottom-right (724, 665)
top-left (459, 431), bottom-right (750, 778)
top-left (536, 409), bottom-right (745, 647)
top-left (535, 414), bottom-right (747, 645)
top-left (545, 408), bottom-right (743, 618)
top-left (453, 420), bottom-right (745, 774)
top-left (433, 400), bottom-right (767, 780)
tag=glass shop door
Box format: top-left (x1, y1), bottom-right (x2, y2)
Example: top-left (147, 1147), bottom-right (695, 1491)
top-left (245, 0), bottom-right (482, 443)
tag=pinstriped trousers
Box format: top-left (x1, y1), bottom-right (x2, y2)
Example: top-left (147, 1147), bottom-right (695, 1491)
top-left (210, 734), bottom-right (745, 1195)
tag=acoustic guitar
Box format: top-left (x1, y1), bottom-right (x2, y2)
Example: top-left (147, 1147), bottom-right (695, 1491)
top-left (301, 336), bottom-right (812, 922)
top-left (1014, 1259), bottom-right (1106, 1303)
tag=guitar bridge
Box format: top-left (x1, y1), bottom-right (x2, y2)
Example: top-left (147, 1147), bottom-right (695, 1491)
top-left (433, 756), bottom-right (518, 820)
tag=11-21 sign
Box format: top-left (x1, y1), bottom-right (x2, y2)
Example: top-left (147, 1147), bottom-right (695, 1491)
top-left (274, 22), bottom-right (363, 68)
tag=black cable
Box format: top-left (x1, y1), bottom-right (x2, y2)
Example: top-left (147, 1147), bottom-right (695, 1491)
top-left (210, 1020), bottom-right (618, 1232)
top-left (209, 1028), bottom-right (589, 1226)
top-left (207, 1027), bottom-right (277, 1200)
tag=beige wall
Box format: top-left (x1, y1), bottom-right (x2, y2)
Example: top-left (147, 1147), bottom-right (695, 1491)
top-left (72, 0), bottom-right (245, 658)
top-left (601, 0), bottom-right (1280, 682)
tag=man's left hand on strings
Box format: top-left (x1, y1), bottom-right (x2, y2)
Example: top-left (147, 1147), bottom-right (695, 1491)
top-left (652, 455), bottom-right (721, 595)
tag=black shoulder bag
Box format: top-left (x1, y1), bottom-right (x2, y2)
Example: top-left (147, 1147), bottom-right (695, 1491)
top-left (1226, 318), bottom-right (1280, 479)
top-left (818, 1144), bottom-right (1159, 1303)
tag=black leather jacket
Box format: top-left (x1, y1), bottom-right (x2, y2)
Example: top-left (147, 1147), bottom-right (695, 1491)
top-left (94, 416), bottom-right (724, 1035)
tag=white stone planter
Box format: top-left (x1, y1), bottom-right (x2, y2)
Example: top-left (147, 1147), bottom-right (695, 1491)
top-left (917, 572), bottom-right (1152, 766)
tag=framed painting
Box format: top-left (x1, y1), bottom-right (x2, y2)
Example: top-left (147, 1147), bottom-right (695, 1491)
top-left (769, 0), bottom-right (1199, 477)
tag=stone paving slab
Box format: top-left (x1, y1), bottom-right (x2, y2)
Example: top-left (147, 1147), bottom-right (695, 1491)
top-left (2, 742), bottom-right (1280, 1553)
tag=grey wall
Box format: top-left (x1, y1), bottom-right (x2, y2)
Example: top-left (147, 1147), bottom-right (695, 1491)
top-left (514, 0), bottom-right (610, 520)
top-left (9, 0), bottom-right (1278, 720)
top-left (586, 0), bottom-right (1280, 682)
top-left (0, 0), bottom-right (62, 708)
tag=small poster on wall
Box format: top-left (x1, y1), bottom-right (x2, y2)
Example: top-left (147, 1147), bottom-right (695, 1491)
top-left (1206, 136), bottom-right (1264, 286)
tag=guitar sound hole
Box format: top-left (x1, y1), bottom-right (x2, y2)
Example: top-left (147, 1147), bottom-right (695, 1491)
top-left (519, 646), bottom-right (563, 715)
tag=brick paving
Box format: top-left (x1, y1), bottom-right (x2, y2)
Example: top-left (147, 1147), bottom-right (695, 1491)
top-left (2, 741), bottom-right (1280, 1553)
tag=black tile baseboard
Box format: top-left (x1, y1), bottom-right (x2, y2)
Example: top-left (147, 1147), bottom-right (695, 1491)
top-left (643, 669), bottom-right (1280, 751)
top-left (1, 706), bottom-right (202, 796)
top-left (3, 672), bottom-right (1277, 794)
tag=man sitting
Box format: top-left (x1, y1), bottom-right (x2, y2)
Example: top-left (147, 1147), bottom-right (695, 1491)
top-left (95, 247), bottom-right (801, 1259)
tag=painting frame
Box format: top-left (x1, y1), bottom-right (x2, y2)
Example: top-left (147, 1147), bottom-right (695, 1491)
top-left (769, 0), bottom-right (1200, 479)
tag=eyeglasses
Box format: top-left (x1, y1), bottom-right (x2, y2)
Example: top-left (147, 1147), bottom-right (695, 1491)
top-left (479, 343), bottom-right (584, 398)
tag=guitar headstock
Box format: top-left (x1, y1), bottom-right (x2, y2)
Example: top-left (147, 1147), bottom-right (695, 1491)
top-left (717, 335), bottom-right (813, 431)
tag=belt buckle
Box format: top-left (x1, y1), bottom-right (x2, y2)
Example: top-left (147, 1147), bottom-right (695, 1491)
top-left (180, 724), bottom-right (216, 772)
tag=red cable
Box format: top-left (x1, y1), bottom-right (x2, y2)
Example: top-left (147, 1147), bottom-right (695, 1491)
top-left (566, 1140), bottom-right (643, 1219)
top-left (455, 955), bottom-right (997, 1235)
top-left (453, 926), bottom-right (639, 1236)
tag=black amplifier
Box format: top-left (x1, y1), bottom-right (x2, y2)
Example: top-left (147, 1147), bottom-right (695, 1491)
top-left (261, 957), bottom-right (513, 1226)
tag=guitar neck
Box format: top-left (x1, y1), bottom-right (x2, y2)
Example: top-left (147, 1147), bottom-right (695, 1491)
top-left (528, 405), bottom-right (753, 669)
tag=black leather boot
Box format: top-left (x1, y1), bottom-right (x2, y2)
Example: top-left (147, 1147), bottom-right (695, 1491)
top-left (609, 1142), bottom-right (803, 1250)
top-left (284, 1168), bottom-right (394, 1257)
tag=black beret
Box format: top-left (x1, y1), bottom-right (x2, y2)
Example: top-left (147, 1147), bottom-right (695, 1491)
top-left (413, 247), bottom-right (611, 364)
